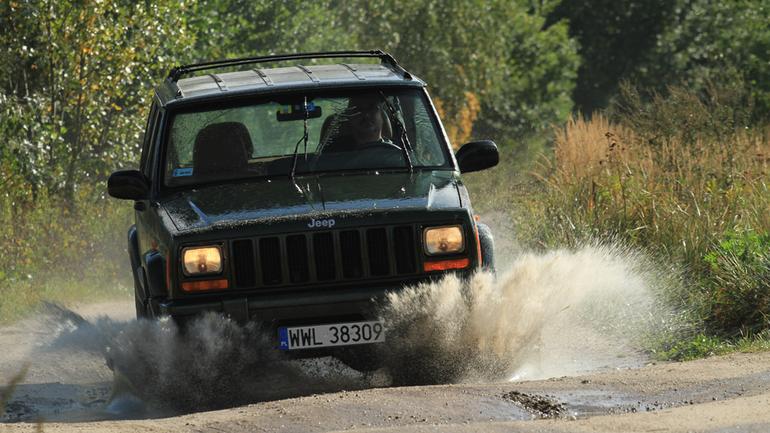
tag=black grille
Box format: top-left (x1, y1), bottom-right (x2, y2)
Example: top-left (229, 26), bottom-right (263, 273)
top-left (394, 226), bottom-right (417, 274)
top-left (230, 224), bottom-right (419, 289)
top-left (286, 235), bottom-right (309, 283)
top-left (259, 237), bottom-right (282, 285)
top-left (232, 239), bottom-right (256, 287)
top-left (367, 228), bottom-right (390, 276)
top-left (313, 232), bottom-right (336, 281)
top-left (340, 230), bottom-right (363, 278)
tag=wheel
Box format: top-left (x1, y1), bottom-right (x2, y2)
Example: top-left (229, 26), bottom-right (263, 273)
top-left (477, 222), bottom-right (495, 272)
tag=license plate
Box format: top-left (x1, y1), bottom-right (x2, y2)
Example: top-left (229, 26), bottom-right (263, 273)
top-left (278, 321), bottom-right (385, 350)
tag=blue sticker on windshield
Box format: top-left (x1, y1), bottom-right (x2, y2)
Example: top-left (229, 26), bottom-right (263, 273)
top-left (172, 168), bottom-right (194, 177)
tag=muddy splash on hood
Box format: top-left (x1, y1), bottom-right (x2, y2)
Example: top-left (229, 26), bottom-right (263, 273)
top-left (376, 243), bottom-right (683, 385)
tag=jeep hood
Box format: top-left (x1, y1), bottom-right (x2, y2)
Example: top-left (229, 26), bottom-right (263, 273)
top-left (160, 171), bottom-right (462, 232)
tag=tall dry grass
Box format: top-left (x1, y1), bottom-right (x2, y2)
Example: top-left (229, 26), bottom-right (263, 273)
top-left (542, 112), bottom-right (770, 264)
top-left (536, 87), bottom-right (770, 336)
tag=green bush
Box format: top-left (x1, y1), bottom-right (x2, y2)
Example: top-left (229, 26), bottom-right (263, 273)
top-left (703, 230), bottom-right (770, 336)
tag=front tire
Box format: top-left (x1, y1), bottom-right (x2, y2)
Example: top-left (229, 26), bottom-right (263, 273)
top-left (477, 222), bottom-right (495, 272)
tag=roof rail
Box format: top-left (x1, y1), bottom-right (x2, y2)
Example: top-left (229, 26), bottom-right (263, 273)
top-left (166, 50), bottom-right (411, 82)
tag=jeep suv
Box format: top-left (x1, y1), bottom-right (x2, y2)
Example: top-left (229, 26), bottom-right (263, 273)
top-left (108, 50), bottom-right (497, 358)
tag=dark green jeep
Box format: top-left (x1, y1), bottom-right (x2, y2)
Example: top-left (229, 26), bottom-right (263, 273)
top-left (108, 51), bottom-right (497, 359)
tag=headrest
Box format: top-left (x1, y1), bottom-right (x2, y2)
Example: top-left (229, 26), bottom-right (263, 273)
top-left (193, 122), bottom-right (252, 175)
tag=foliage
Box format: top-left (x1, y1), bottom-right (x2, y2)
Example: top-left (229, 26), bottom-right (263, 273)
top-left (634, 0), bottom-right (770, 121)
top-left (0, 0), bottom-right (192, 322)
top-left (552, 0), bottom-right (770, 122)
top-left (433, 91), bottom-right (480, 149)
top-left (349, 0), bottom-right (579, 141)
top-left (703, 230), bottom-right (770, 336)
top-left (189, 1), bottom-right (356, 60)
top-left (548, 0), bottom-right (676, 113)
top-left (0, 185), bottom-right (132, 324)
top-left (532, 81), bottom-right (770, 342)
top-left (0, 0), bottom-right (196, 203)
top-left (655, 333), bottom-right (731, 361)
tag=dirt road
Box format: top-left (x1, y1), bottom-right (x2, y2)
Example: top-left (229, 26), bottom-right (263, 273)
top-left (1, 300), bottom-right (769, 433)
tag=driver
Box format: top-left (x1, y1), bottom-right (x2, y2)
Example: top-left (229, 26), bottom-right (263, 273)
top-left (347, 95), bottom-right (391, 146)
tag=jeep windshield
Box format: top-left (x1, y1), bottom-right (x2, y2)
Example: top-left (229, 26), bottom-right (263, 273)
top-left (164, 88), bottom-right (451, 187)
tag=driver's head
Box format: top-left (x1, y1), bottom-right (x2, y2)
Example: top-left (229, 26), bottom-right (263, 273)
top-left (347, 95), bottom-right (384, 144)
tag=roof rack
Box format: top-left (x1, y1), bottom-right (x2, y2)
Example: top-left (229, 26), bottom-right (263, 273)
top-left (166, 50), bottom-right (411, 82)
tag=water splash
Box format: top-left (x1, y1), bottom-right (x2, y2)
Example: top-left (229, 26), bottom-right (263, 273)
top-left (34, 308), bottom-right (374, 416)
top-left (377, 243), bottom-right (682, 384)
top-left (5, 242), bottom-right (685, 419)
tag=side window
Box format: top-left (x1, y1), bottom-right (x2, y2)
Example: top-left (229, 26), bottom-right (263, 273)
top-left (140, 103), bottom-right (159, 178)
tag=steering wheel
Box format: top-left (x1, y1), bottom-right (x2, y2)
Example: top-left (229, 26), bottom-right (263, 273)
top-left (357, 139), bottom-right (403, 153)
top-left (346, 140), bottom-right (406, 167)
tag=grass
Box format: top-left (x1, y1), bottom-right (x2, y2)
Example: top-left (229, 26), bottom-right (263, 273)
top-left (655, 332), bottom-right (770, 361)
top-left (466, 83), bottom-right (770, 360)
top-left (0, 276), bottom-right (132, 325)
top-left (0, 185), bottom-right (133, 324)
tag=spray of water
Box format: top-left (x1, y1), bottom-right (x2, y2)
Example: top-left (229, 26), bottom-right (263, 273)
top-left (42, 310), bottom-right (378, 414)
top-left (15, 242), bottom-right (685, 418)
top-left (376, 243), bottom-right (683, 385)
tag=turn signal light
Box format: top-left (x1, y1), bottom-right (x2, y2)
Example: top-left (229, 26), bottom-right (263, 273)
top-left (423, 258), bottom-right (470, 272)
top-left (181, 278), bottom-right (229, 292)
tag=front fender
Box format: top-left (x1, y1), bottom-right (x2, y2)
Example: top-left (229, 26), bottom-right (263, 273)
top-left (144, 251), bottom-right (167, 298)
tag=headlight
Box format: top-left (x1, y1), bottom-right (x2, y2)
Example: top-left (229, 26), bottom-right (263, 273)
top-left (182, 246), bottom-right (223, 276)
top-left (424, 225), bottom-right (464, 255)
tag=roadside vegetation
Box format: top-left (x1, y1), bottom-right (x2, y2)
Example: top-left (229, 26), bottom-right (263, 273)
top-left (2, 0), bottom-right (770, 359)
top-left (467, 79), bottom-right (770, 358)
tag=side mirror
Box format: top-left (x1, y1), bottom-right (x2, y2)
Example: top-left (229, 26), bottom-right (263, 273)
top-left (456, 140), bottom-right (499, 173)
top-left (108, 169), bottom-right (149, 200)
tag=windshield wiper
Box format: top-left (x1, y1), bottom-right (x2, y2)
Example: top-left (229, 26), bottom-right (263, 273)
top-left (289, 96), bottom-right (310, 180)
top-left (378, 91), bottom-right (414, 172)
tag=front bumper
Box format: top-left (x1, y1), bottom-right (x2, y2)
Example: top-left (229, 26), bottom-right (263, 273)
top-left (158, 283), bottom-right (409, 325)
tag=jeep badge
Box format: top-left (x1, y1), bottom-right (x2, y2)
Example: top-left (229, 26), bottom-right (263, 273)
top-left (308, 218), bottom-right (336, 229)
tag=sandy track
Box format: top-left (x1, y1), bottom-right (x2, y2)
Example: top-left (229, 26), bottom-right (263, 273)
top-left (2, 301), bottom-right (770, 432)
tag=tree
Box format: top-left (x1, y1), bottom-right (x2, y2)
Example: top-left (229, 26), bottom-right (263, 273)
top-left (0, 0), bottom-right (196, 204)
top-left (634, 0), bottom-right (770, 122)
top-left (348, 0), bottom-right (579, 141)
top-left (189, 1), bottom-right (356, 60)
top-left (548, 0), bottom-right (675, 114)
